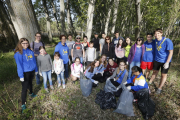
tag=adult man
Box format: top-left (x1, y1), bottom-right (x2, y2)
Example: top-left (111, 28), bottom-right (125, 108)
top-left (99, 32), bottom-right (106, 55)
top-left (66, 34), bottom-right (75, 62)
top-left (149, 28), bottom-right (173, 94)
top-left (112, 31), bottom-right (124, 46)
top-left (92, 33), bottom-right (100, 59)
top-left (71, 35), bottom-right (85, 63)
top-left (30, 32), bottom-right (45, 85)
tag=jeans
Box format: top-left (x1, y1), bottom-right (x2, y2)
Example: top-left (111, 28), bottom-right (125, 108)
top-left (42, 70), bottom-right (53, 89)
top-left (57, 71), bottom-right (65, 85)
top-left (36, 74), bottom-right (40, 84)
top-left (128, 61), bottom-right (141, 79)
top-left (64, 63), bottom-right (69, 78)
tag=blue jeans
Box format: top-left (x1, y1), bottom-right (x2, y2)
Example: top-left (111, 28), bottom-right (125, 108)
top-left (128, 61), bottom-right (141, 79)
top-left (42, 70), bottom-right (53, 89)
top-left (57, 71), bottom-right (65, 85)
top-left (36, 74), bottom-right (40, 84)
top-left (64, 63), bottom-right (69, 78)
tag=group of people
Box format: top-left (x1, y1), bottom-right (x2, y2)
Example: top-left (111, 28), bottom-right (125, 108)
top-left (14, 28), bottom-right (173, 113)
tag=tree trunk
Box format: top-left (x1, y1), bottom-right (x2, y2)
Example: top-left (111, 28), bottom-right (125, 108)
top-left (60, 0), bottom-right (66, 35)
top-left (86, 0), bottom-right (96, 42)
top-left (42, 0), bottom-right (52, 42)
top-left (5, 0), bottom-right (39, 43)
top-left (66, 0), bottom-right (71, 34)
top-left (111, 0), bottom-right (119, 35)
top-left (104, 0), bottom-right (112, 35)
top-left (135, 0), bottom-right (142, 39)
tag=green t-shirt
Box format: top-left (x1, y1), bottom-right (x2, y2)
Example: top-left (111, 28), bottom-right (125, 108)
top-left (125, 45), bottom-right (131, 57)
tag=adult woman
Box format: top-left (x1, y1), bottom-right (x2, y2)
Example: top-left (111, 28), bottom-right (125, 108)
top-left (54, 35), bottom-right (70, 80)
top-left (14, 38), bottom-right (38, 113)
top-left (84, 59), bottom-right (100, 87)
top-left (71, 57), bottom-right (83, 83)
top-left (82, 36), bottom-right (89, 51)
top-left (115, 38), bottom-right (125, 64)
top-left (127, 37), bottom-right (145, 79)
top-left (102, 36), bottom-right (115, 60)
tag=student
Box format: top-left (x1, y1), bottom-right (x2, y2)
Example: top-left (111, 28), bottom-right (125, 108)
top-left (91, 33), bottom-right (100, 59)
top-left (112, 31), bottom-right (124, 46)
top-left (66, 34), bottom-right (75, 62)
top-left (140, 33), bottom-right (155, 79)
top-left (71, 57), bottom-right (83, 83)
top-left (107, 60), bottom-right (128, 97)
top-left (82, 36), bottom-right (89, 51)
top-left (86, 41), bottom-right (96, 66)
top-left (37, 46), bottom-right (54, 92)
top-left (124, 66), bottom-right (149, 98)
top-left (54, 35), bottom-right (70, 80)
top-left (99, 32), bottom-right (106, 54)
top-left (104, 58), bottom-right (118, 80)
top-left (14, 38), bottom-right (38, 113)
top-left (53, 52), bottom-right (65, 89)
top-left (122, 37), bottom-right (132, 62)
top-left (127, 37), bottom-right (145, 79)
top-left (71, 35), bottom-right (85, 63)
top-left (149, 28), bottom-right (173, 94)
top-left (30, 32), bottom-right (45, 85)
top-left (84, 59), bottom-right (100, 87)
top-left (115, 38), bottom-right (125, 65)
top-left (102, 36), bottom-right (115, 60)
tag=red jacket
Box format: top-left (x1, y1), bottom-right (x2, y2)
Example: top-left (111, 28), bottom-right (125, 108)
top-left (104, 62), bottom-right (118, 75)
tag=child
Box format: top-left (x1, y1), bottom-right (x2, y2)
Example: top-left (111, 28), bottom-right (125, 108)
top-left (14, 38), bottom-right (38, 113)
top-left (71, 57), bottom-right (83, 83)
top-left (53, 52), bottom-right (66, 89)
top-left (115, 38), bottom-right (125, 64)
top-left (122, 37), bottom-right (132, 62)
top-left (86, 41), bottom-right (96, 66)
top-left (37, 46), bottom-right (54, 92)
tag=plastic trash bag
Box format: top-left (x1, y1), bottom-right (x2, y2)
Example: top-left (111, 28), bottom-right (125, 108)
top-left (95, 90), bottom-right (117, 110)
top-left (113, 84), bottom-right (134, 116)
top-left (136, 89), bottom-right (155, 119)
top-left (80, 72), bottom-right (92, 97)
top-left (104, 79), bottom-right (117, 93)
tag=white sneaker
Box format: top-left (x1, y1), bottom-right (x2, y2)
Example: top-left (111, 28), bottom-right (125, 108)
top-left (50, 86), bottom-right (54, 90)
top-left (45, 88), bottom-right (49, 93)
top-left (63, 84), bottom-right (66, 89)
top-left (58, 84), bottom-right (61, 88)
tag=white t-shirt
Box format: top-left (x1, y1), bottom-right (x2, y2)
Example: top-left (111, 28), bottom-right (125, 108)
top-left (53, 59), bottom-right (64, 74)
top-left (71, 63), bottom-right (83, 78)
top-left (86, 47), bottom-right (96, 61)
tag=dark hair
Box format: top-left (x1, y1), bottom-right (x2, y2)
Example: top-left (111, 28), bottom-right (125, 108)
top-left (101, 32), bottom-right (105, 35)
top-left (147, 33), bottom-right (153, 36)
top-left (54, 52), bottom-right (60, 57)
top-left (155, 28), bottom-right (163, 34)
top-left (114, 31), bottom-right (119, 34)
top-left (119, 60), bottom-right (126, 66)
top-left (105, 36), bottom-right (111, 44)
top-left (89, 41), bottom-right (94, 45)
top-left (116, 38), bottom-right (124, 48)
top-left (132, 66), bottom-right (142, 73)
top-left (83, 36), bottom-right (88, 39)
top-left (59, 35), bottom-right (66, 40)
top-left (39, 46), bottom-right (45, 51)
top-left (122, 37), bottom-right (132, 48)
top-left (108, 57), bottom-right (113, 62)
top-left (136, 37), bottom-right (144, 45)
top-left (86, 59), bottom-right (99, 73)
top-left (35, 32), bottom-right (41, 36)
top-left (14, 38), bottom-right (30, 54)
top-left (75, 57), bottom-right (80, 61)
top-left (68, 34), bottom-right (72, 37)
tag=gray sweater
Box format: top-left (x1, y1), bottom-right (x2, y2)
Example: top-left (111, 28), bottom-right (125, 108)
top-left (37, 54), bottom-right (54, 73)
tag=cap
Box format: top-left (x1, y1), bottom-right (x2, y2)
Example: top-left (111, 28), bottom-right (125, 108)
top-left (76, 35), bottom-right (81, 38)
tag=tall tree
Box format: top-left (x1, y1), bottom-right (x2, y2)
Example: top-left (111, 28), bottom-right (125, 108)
top-left (135, 0), bottom-right (142, 39)
top-left (66, 0), bottom-right (74, 35)
top-left (104, 0), bottom-right (112, 35)
top-left (60, 0), bottom-right (66, 35)
top-left (42, 0), bottom-right (52, 41)
top-left (86, 0), bottom-right (96, 42)
top-left (5, 0), bottom-right (40, 43)
top-left (111, 0), bottom-right (119, 35)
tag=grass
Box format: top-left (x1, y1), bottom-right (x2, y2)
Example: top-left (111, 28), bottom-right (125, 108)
top-left (0, 39), bottom-right (180, 119)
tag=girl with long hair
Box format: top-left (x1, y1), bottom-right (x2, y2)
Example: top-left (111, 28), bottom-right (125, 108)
top-left (115, 38), bottom-right (125, 64)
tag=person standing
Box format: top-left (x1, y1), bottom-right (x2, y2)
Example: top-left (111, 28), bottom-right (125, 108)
top-left (112, 31), bottom-right (124, 47)
top-left (71, 35), bottom-right (85, 63)
top-left (92, 33), bottom-right (100, 59)
top-left (66, 34), bottom-right (75, 63)
top-left (30, 32), bottom-right (45, 85)
top-left (14, 38), bottom-right (38, 113)
top-left (122, 37), bottom-right (132, 62)
top-left (54, 35), bottom-right (70, 80)
top-left (149, 28), bottom-right (173, 94)
top-left (82, 36), bottom-right (90, 51)
top-left (86, 41), bottom-right (96, 66)
top-left (99, 32), bottom-right (106, 55)
top-left (115, 38), bottom-right (125, 65)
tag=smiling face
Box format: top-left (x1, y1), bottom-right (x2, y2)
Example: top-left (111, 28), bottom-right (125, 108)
top-left (39, 48), bottom-right (46, 55)
top-left (21, 41), bottom-right (29, 49)
top-left (75, 58), bottom-right (80, 65)
top-left (76, 37), bottom-right (81, 42)
top-left (83, 37), bottom-right (87, 42)
top-left (54, 54), bottom-right (59, 60)
top-left (61, 36), bottom-right (66, 44)
top-left (115, 33), bottom-right (119, 38)
top-left (35, 34), bottom-right (41, 41)
top-left (136, 39), bottom-right (142, 45)
top-left (119, 39), bottom-right (123, 45)
top-left (119, 62), bottom-right (126, 71)
top-left (147, 35), bottom-right (153, 42)
top-left (95, 61), bottom-right (100, 67)
top-left (155, 31), bottom-right (163, 41)
top-left (126, 38), bottom-right (131, 45)
top-left (68, 35), bottom-right (72, 41)
top-left (109, 59), bottom-right (114, 66)
top-left (101, 55), bottom-right (106, 62)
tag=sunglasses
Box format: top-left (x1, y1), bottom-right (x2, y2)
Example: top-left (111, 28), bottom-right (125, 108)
top-left (76, 38), bottom-right (81, 39)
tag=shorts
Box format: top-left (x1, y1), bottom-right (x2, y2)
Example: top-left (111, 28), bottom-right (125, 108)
top-left (140, 61), bottom-right (153, 70)
top-left (153, 61), bottom-right (171, 74)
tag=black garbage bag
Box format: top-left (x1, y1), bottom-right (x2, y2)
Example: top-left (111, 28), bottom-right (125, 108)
top-left (95, 90), bottom-right (117, 110)
top-left (136, 89), bottom-right (156, 119)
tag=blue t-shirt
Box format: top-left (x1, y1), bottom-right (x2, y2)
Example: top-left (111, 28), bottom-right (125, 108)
top-left (155, 37), bottom-right (173, 63)
top-left (142, 40), bottom-right (155, 62)
top-left (133, 47), bottom-right (142, 62)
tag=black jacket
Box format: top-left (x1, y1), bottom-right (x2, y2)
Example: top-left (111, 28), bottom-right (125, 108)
top-left (102, 43), bottom-right (115, 58)
top-left (92, 37), bottom-right (100, 51)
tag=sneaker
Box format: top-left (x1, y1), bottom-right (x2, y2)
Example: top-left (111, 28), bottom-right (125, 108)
top-left (63, 84), bottom-right (66, 89)
top-left (148, 81), bottom-right (152, 85)
top-left (58, 84), bottom-right (61, 88)
top-left (50, 86), bottom-right (54, 90)
top-left (156, 88), bottom-right (162, 94)
top-left (29, 93), bottom-right (37, 98)
top-left (45, 88), bottom-right (49, 93)
top-left (72, 81), bottom-right (75, 84)
top-left (21, 104), bottom-right (26, 113)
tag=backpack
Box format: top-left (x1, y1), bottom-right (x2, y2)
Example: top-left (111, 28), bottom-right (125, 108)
top-left (33, 41), bottom-right (45, 50)
top-left (72, 63), bottom-right (83, 71)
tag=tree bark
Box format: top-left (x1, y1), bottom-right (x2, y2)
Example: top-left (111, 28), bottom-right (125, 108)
top-left (86, 0), bottom-right (96, 42)
top-left (42, 0), bottom-right (52, 42)
top-left (60, 0), bottom-right (66, 35)
top-left (135, 0), bottom-right (142, 39)
top-left (104, 0), bottom-right (112, 35)
top-left (111, 0), bottom-right (119, 35)
top-left (5, 0), bottom-right (40, 43)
